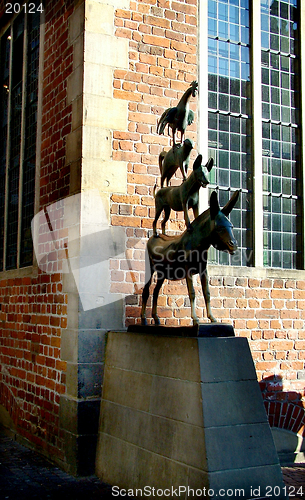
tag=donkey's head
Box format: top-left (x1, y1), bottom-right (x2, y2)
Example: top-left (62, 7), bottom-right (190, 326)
top-left (192, 154), bottom-right (213, 188)
top-left (210, 190), bottom-right (239, 255)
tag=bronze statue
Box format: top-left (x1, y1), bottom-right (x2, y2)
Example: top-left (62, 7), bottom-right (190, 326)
top-left (157, 81), bottom-right (198, 146)
top-left (159, 139), bottom-right (193, 188)
top-left (141, 190), bottom-right (239, 326)
top-left (153, 155), bottom-right (213, 236)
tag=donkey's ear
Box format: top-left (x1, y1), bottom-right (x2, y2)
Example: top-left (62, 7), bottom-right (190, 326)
top-left (193, 154), bottom-right (202, 170)
top-left (206, 157), bottom-right (214, 172)
top-left (221, 190), bottom-right (240, 216)
top-left (210, 191), bottom-right (220, 220)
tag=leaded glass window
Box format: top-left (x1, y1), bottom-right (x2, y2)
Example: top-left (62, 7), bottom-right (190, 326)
top-left (208, 0), bottom-right (253, 266)
top-left (0, 6), bottom-right (41, 270)
top-left (261, 0), bottom-right (301, 269)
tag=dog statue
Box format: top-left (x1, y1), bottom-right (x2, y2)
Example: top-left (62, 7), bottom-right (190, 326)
top-left (153, 155), bottom-right (213, 236)
top-left (159, 139), bottom-right (193, 187)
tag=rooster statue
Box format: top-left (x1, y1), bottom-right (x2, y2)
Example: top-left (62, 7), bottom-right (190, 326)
top-left (156, 80), bottom-right (198, 146)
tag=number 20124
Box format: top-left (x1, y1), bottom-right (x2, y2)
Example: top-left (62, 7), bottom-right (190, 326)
top-left (6, 3), bottom-right (44, 14)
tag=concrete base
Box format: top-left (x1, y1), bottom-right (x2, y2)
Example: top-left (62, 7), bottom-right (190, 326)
top-left (95, 330), bottom-right (287, 499)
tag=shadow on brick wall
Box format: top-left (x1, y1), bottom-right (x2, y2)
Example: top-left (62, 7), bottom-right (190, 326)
top-left (260, 375), bottom-right (305, 464)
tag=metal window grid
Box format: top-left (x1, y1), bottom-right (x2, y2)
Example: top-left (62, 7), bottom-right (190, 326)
top-left (261, 0), bottom-right (301, 269)
top-left (207, 0), bottom-right (253, 267)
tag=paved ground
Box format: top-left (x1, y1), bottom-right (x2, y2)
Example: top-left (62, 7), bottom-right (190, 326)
top-left (0, 428), bottom-right (304, 499)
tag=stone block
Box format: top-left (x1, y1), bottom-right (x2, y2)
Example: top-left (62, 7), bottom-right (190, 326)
top-left (198, 337), bottom-right (257, 383)
top-left (72, 96), bottom-right (83, 131)
top-left (66, 128), bottom-right (82, 164)
top-left (67, 65), bottom-right (83, 104)
top-left (60, 396), bottom-right (78, 434)
top-left (78, 226), bottom-right (125, 258)
top-left (82, 126), bottom-right (112, 159)
top-left (149, 376), bottom-right (203, 426)
top-left (209, 464), bottom-right (287, 499)
top-left (66, 362), bottom-right (78, 398)
top-left (69, 160), bottom-right (82, 195)
top-left (61, 329), bottom-right (78, 363)
top-left (73, 34), bottom-right (84, 71)
top-left (83, 95), bottom-right (128, 130)
top-left (102, 366), bottom-right (153, 412)
top-left (68, 3), bottom-right (85, 45)
top-left (96, 433), bottom-right (191, 493)
top-left (85, 1), bottom-right (114, 36)
top-left (78, 300), bottom-right (124, 330)
top-left (84, 63), bottom-right (113, 97)
top-left (78, 329), bottom-right (106, 364)
top-left (92, 0), bottom-right (129, 8)
top-left (201, 380), bottom-right (267, 427)
top-left (204, 422), bottom-right (280, 472)
top-left (78, 362), bottom-right (104, 398)
top-left (84, 32), bottom-right (128, 69)
top-left (65, 292), bottom-right (80, 330)
top-left (82, 158), bottom-right (127, 194)
top-left (105, 332), bottom-right (201, 381)
top-left (100, 400), bottom-right (207, 470)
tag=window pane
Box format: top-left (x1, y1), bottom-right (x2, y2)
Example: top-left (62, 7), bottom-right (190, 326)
top-left (0, 31), bottom-right (10, 270)
top-left (20, 10), bottom-right (40, 267)
top-left (208, 0), bottom-right (252, 267)
top-left (6, 13), bottom-right (24, 270)
top-left (261, 0), bottom-right (300, 269)
top-left (1, 8), bottom-right (40, 270)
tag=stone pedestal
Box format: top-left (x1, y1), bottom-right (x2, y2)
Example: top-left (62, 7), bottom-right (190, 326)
top-left (95, 329), bottom-right (287, 499)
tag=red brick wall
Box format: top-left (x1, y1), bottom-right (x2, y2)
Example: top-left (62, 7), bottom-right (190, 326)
top-left (110, 0), bottom-right (305, 436)
top-left (0, 0), bottom-right (74, 461)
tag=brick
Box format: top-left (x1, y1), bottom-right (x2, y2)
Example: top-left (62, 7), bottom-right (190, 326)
top-left (115, 28), bottom-right (132, 39)
top-left (255, 361), bottom-right (278, 371)
top-left (111, 215), bottom-right (142, 228)
top-left (295, 341), bottom-right (305, 350)
top-left (115, 9), bottom-right (131, 19)
top-left (271, 289), bottom-right (292, 299)
top-left (248, 278), bottom-right (260, 288)
top-left (114, 89), bottom-right (142, 102)
top-left (273, 279), bottom-right (284, 288)
top-left (144, 15), bottom-right (170, 29)
top-left (270, 340), bottom-right (294, 350)
top-left (142, 34), bottom-right (170, 48)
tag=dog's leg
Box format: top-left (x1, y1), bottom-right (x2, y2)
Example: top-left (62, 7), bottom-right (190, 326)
top-left (183, 200), bottom-right (192, 231)
top-left (161, 206), bottom-right (171, 235)
top-left (153, 203), bottom-right (163, 237)
top-left (193, 205), bottom-right (199, 219)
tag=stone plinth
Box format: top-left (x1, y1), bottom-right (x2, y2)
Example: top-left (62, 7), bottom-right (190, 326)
top-left (95, 330), bottom-right (287, 499)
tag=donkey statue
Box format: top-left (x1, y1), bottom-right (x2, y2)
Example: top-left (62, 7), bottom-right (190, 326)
top-left (141, 190), bottom-right (239, 326)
